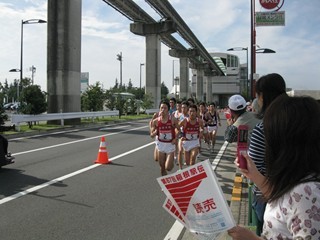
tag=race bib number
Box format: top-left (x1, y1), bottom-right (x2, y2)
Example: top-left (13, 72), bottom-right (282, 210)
top-left (159, 132), bottom-right (172, 141)
top-left (186, 132), bottom-right (198, 140)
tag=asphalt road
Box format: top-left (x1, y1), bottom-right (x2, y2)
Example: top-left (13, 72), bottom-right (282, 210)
top-left (0, 118), bottom-right (235, 240)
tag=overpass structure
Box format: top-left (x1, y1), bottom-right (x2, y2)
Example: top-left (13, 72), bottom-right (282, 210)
top-left (46, 0), bottom-right (226, 118)
top-left (102, 0), bottom-right (225, 105)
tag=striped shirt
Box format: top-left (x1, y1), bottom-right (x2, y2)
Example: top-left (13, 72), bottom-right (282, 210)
top-left (248, 122), bottom-right (266, 197)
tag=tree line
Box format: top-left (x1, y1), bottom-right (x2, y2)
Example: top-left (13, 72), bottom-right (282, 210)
top-left (0, 77), bottom-right (170, 128)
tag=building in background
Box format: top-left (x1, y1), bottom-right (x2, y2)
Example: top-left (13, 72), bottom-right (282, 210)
top-left (287, 90), bottom-right (320, 100)
top-left (190, 52), bottom-right (246, 107)
top-left (81, 72), bottom-right (89, 93)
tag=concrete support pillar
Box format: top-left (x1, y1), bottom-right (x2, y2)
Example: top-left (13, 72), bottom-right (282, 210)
top-left (146, 35), bottom-right (161, 108)
top-left (130, 21), bottom-right (176, 108)
top-left (47, 0), bottom-right (81, 124)
top-left (196, 69), bottom-right (204, 101)
top-left (206, 76), bottom-right (213, 103)
top-left (169, 49), bottom-right (199, 100)
top-left (179, 57), bottom-right (189, 99)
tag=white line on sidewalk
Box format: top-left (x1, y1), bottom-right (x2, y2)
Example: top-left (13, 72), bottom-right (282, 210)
top-left (0, 141), bottom-right (154, 205)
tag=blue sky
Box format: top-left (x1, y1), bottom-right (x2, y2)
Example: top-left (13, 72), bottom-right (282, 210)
top-left (0, 0), bottom-right (319, 94)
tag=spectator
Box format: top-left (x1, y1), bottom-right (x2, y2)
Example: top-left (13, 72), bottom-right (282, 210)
top-left (224, 94), bottom-right (259, 143)
top-left (228, 95), bottom-right (320, 239)
top-left (248, 73), bottom-right (287, 234)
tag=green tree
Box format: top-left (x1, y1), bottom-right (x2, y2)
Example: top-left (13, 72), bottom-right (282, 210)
top-left (0, 105), bottom-right (8, 126)
top-left (161, 81), bottom-right (169, 99)
top-left (142, 92), bottom-right (154, 110)
top-left (115, 94), bottom-right (126, 118)
top-left (81, 82), bottom-right (105, 111)
top-left (104, 89), bottom-right (115, 111)
top-left (19, 84), bottom-right (47, 128)
top-left (127, 79), bottom-right (133, 91)
top-left (113, 78), bottom-right (119, 89)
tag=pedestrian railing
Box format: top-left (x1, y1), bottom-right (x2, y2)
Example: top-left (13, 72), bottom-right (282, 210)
top-left (10, 110), bottom-right (119, 131)
top-left (247, 181), bottom-right (258, 233)
top-left (145, 109), bottom-right (159, 115)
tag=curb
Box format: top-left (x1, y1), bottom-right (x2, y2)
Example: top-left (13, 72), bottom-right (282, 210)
top-left (230, 172), bottom-right (243, 224)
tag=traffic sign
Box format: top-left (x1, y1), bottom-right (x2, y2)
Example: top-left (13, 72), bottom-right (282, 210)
top-left (256, 11), bottom-right (285, 26)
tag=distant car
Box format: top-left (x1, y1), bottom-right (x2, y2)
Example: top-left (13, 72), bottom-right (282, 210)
top-left (10, 102), bottom-right (20, 110)
top-left (3, 103), bottom-right (14, 110)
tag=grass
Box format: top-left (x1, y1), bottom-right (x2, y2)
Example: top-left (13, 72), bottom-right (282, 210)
top-left (2, 114), bottom-right (152, 135)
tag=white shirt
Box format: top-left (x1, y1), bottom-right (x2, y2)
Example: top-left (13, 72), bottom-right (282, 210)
top-left (262, 181), bottom-right (320, 239)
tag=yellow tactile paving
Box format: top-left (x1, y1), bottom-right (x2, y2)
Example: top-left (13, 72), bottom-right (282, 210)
top-left (231, 175), bottom-right (243, 201)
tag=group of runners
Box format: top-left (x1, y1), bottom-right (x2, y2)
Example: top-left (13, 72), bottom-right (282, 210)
top-left (149, 98), bottom-right (221, 176)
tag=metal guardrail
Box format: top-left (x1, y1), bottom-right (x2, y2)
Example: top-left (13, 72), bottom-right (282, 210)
top-left (248, 182), bottom-right (258, 234)
top-left (145, 109), bottom-right (159, 115)
top-left (11, 110), bottom-right (119, 131)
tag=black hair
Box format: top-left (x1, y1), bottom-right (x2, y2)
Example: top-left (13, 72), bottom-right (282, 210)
top-left (189, 104), bottom-right (197, 112)
top-left (263, 95), bottom-right (320, 202)
top-left (199, 101), bottom-right (206, 107)
top-left (255, 73), bottom-right (286, 119)
top-left (209, 102), bottom-right (216, 107)
top-left (169, 97), bottom-right (176, 103)
top-left (181, 101), bottom-right (189, 107)
top-left (159, 100), bottom-right (170, 110)
top-left (187, 98), bottom-right (195, 104)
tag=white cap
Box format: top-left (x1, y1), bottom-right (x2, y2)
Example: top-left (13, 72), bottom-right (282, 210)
top-left (228, 95), bottom-right (247, 111)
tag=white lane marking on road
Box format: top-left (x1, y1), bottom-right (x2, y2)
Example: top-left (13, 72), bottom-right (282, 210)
top-left (10, 122), bottom-right (139, 141)
top-left (163, 141), bottom-right (229, 240)
top-left (12, 125), bottom-right (148, 156)
top-left (0, 141), bottom-right (154, 205)
top-left (211, 141), bottom-right (229, 171)
top-left (163, 221), bottom-right (185, 240)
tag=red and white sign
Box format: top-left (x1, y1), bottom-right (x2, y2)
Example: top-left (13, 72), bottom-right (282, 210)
top-left (157, 160), bottom-right (235, 236)
top-left (259, 0), bottom-right (284, 11)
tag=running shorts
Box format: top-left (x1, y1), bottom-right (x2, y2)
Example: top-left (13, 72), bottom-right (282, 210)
top-left (182, 139), bottom-right (200, 152)
top-left (156, 141), bottom-right (176, 154)
top-left (207, 125), bottom-right (218, 132)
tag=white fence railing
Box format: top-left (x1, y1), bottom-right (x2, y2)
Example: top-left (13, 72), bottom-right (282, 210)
top-left (145, 108), bottom-right (159, 115)
top-left (11, 110), bottom-right (119, 131)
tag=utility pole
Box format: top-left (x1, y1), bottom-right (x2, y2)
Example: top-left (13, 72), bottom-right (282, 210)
top-left (116, 52), bottom-right (123, 86)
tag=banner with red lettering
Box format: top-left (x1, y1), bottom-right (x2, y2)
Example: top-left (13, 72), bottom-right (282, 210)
top-left (157, 159), bottom-right (235, 236)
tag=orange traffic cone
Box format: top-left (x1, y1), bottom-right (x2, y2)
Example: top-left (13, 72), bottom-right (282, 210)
top-left (94, 137), bottom-right (110, 164)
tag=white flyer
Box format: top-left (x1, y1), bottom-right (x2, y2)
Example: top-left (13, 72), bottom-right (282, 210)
top-left (157, 160), bottom-right (235, 236)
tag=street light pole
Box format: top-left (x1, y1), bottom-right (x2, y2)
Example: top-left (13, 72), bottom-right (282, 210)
top-left (227, 47), bottom-right (249, 98)
top-left (227, 47), bottom-right (275, 99)
top-left (117, 52), bottom-right (123, 86)
top-left (172, 59), bottom-right (178, 87)
top-left (20, 20), bottom-right (24, 94)
top-left (31, 65), bottom-right (36, 85)
top-left (20, 19), bottom-right (46, 98)
top-left (139, 63), bottom-right (145, 90)
top-left (250, 0), bottom-right (256, 99)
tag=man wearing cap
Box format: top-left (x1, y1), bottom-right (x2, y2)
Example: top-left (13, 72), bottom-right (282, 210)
top-left (224, 94), bottom-right (259, 143)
